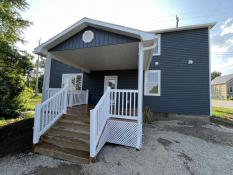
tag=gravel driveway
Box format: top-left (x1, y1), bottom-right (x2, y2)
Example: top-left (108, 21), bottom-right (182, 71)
top-left (1, 116), bottom-right (233, 175)
top-left (212, 99), bottom-right (233, 108)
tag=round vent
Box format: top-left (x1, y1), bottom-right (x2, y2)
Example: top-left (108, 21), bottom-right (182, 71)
top-left (82, 30), bottom-right (94, 43)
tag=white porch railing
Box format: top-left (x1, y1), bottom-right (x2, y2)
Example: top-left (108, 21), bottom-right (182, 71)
top-left (90, 87), bottom-right (111, 158)
top-left (90, 88), bottom-right (138, 158)
top-left (33, 88), bottom-right (89, 144)
top-left (110, 89), bottom-right (138, 120)
top-left (67, 90), bottom-right (89, 107)
top-left (45, 88), bottom-right (60, 99)
top-left (33, 86), bottom-right (68, 144)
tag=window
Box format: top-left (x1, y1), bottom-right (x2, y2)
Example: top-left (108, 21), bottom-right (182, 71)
top-left (230, 87), bottom-right (233, 93)
top-left (104, 76), bottom-right (118, 91)
top-left (62, 73), bottom-right (83, 91)
top-left (152, 35), bottom-right (161, 56)
top-left (144, 70), bottom-right (161, 96)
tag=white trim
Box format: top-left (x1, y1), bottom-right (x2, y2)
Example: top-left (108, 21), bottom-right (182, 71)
top-left (62, 73), bottom-right (83, 91)
top-left (144, 70), bottom-right (161, 96)
top-left (208, 28), bottom-right (212, 116)
top-left (42, 55), bottom-right (51, 101)
top-left (137, 42), bottom-right (144, 149)
top-left (152, 34), bottom-right (161, 56)
top-left (104, 75), bottom-right (118, 91)
top-left (34, 18), bottom-right (156, 56)
top-left (150, 22), bottom-right (216, 34)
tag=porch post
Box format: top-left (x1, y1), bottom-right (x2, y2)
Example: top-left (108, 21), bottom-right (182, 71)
top-left (42, 54), bottom-right (51, 102)
top-left (136, 42), bottom-right (143, 149)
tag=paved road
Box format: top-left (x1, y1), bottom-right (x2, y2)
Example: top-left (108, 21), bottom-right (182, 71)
top-left (212, 100), bottom-right (233, 108)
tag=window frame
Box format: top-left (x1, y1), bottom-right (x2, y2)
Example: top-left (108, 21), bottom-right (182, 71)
top-left (144, 70), bottom-right (161, 96)
top-left (104, 75), bottom-right (118, 91)
top-left (152, 34), bottom-right (161, 56)
top-left (230, 86), bottom-right (233, 93)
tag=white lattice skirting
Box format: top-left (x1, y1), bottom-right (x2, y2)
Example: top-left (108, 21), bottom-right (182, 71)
top-left (96, 119), bottom-right (138, 152)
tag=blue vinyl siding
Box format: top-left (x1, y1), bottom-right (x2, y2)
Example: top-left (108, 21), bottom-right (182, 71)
top-left (49, 26), bottom-right (138, 51)
top-left (144, 28), bottom-right (210, 115)
top-left (48, 27), bottom-right (210, 115)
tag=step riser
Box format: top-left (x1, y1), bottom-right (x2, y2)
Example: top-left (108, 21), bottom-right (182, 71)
top-left (47, 129), bottom-right (89, 141)
top-left (62, 115), bottom-right (90, 123)
top-left (56, 122), bottom-right (89, 131)
top-left (42, 137), bottom-right (89, 151)
top-left (34, 147), bottom-right (89, 164)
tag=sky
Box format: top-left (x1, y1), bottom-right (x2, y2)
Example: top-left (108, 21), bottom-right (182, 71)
top-left (18, 0), bottom-right (233, 75)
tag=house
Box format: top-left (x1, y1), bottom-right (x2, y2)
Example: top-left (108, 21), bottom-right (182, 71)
top-left (32, 18), bottom-right (214, 163)
top-left (211, 74), bottom-right (233, 99)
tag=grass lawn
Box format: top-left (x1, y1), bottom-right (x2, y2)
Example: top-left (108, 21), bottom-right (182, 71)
top-left (212, 107), bottom-right (233, 120)
top-left (24, 95), bottom-right (42, 111)
top-left (0, 95), bottom-right (41, 127)
top-left (0, 112), bottom-right (34, 127)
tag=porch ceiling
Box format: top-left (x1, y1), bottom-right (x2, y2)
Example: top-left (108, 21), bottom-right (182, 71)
top-left (51, 42), bottom-right (140, 71)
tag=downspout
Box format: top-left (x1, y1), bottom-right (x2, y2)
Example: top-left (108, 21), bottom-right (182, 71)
top-left (137, 39), bottom-right (157, 149)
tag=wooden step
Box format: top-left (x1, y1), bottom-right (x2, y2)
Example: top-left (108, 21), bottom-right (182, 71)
top-left (34, 142), bottom-right (89, 164)
top-left (60, 116), bottom-right (89, 125)
top-left (41, 135), bottom-right (89, 151)
top-left (66, 109), bottom-right (90, 117)
top-left (53, 123), bottom-right (90, 135)
top-left (62, 114), bottom-right (90, 123)
top-left (56, 120), bottom-right (89, 131)
top-left (47, 128), bottom-right (89, 141)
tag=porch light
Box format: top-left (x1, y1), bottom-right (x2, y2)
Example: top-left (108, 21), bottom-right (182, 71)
top-left (188, 60), bottom-right (193, 64)
top-left (82, 30), bottom-right (94, 43)
top-left (154, 61), bottom-right (159, 66)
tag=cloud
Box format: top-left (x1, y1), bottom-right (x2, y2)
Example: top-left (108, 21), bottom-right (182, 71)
top-left (211, 45), bottom-right (230, 53)
top-left (218, 58), bottom-right (233, 70)
top-left (220, 18), bottom-right (232, 29)
top-left (220, 18), bottom-right (233, 36)
top-left (226, 36), bottom-right (233, 45)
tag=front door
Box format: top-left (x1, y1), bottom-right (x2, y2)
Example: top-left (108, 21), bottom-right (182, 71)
top-left (62, 73), bottom-right (83, 91)
top-left (104, 76), bottom-right (118, 91)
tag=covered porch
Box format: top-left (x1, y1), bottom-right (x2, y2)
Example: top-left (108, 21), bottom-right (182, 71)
top-left (33, 18), bottom-right (157, 160)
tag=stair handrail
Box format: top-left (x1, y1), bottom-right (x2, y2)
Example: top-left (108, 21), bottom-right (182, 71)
top-left (33, 86), bottom-right (68, 144)
top-left (90, 87), bottom-right (111, 158)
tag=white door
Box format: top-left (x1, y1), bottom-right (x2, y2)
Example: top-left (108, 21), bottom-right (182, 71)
top-left (62, 73), bottom-right (83, 91)
top-left (104, 76), bottom-right (118, 91)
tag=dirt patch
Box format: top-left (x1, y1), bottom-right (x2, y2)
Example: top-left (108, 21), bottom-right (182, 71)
top-left (164, 124), bottom-right (233, 147)
top-left (0, 118), bottom-right (34, 157)
top-left (32, 163), bottom-right (83, 175)
top-left (157, 138), bottom-right (173, 148)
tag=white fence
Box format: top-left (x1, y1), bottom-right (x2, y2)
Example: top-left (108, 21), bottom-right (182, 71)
top-left (33, 87), bottom-right (68, 144)
top-left (90, 87), bottom-right (111, 158)
top-left (33, 88), bottom-right (89, 144)
top-left (67, 90), bottom-right (89, 107)
top-left (90, 88), bottom-right (138, 158)
top-left (110, 89), bottom-right (138, 120)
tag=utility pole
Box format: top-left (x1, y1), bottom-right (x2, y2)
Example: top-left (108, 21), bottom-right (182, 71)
top-left (35, 38), bottom-right (41, 96)
top-left (176, 15), bottom-right (180, 28)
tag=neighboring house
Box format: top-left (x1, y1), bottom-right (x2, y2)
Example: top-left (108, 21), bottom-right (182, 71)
top-left (32, 18), bottom-right (214, 163)
top-left (211, 74), bottom-right (233, 99)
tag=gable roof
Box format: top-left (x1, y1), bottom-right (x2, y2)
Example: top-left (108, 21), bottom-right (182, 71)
top-left (211, 74), bottom-right (233, 85)
top-left (34, 18), bottom-right (156, 56)
top-left (150, 22), bottom-right (216, 34)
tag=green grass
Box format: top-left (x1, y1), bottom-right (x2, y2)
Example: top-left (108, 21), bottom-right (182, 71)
top-left (212, 107), bottom-right (233, 120)
top-left (24, 95), bottom-right (42, 111)
top-left (0, 111), bottom-right (34, 127)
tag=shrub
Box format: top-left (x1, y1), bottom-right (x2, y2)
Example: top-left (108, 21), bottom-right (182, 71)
top-left (143, 106), bottom-right (153, 124)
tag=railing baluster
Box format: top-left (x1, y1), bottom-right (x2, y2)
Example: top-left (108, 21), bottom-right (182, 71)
top-left (130, 92), bottom-right (132, 116)
top-left (118, 91), bottom-right (120, 115)
top-left (122, 92), bottom-right (124, 115)
top-left (134, 92), bottom-right (136, 116)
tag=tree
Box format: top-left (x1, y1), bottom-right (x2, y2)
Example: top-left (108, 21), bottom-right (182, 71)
top-left (211, 71), bottom-right (222, 80)
top-left (0, 0), bottom-right (34, 118)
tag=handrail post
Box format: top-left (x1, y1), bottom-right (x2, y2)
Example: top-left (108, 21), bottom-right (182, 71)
top-left (33, 104), bottom-right (41, 144)
top-left (64, 86), bottom-right (68, 114)
top-left (86, 89), bottom-right (89, 104)
top-left (90, 109), bottom-right (96, 158)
